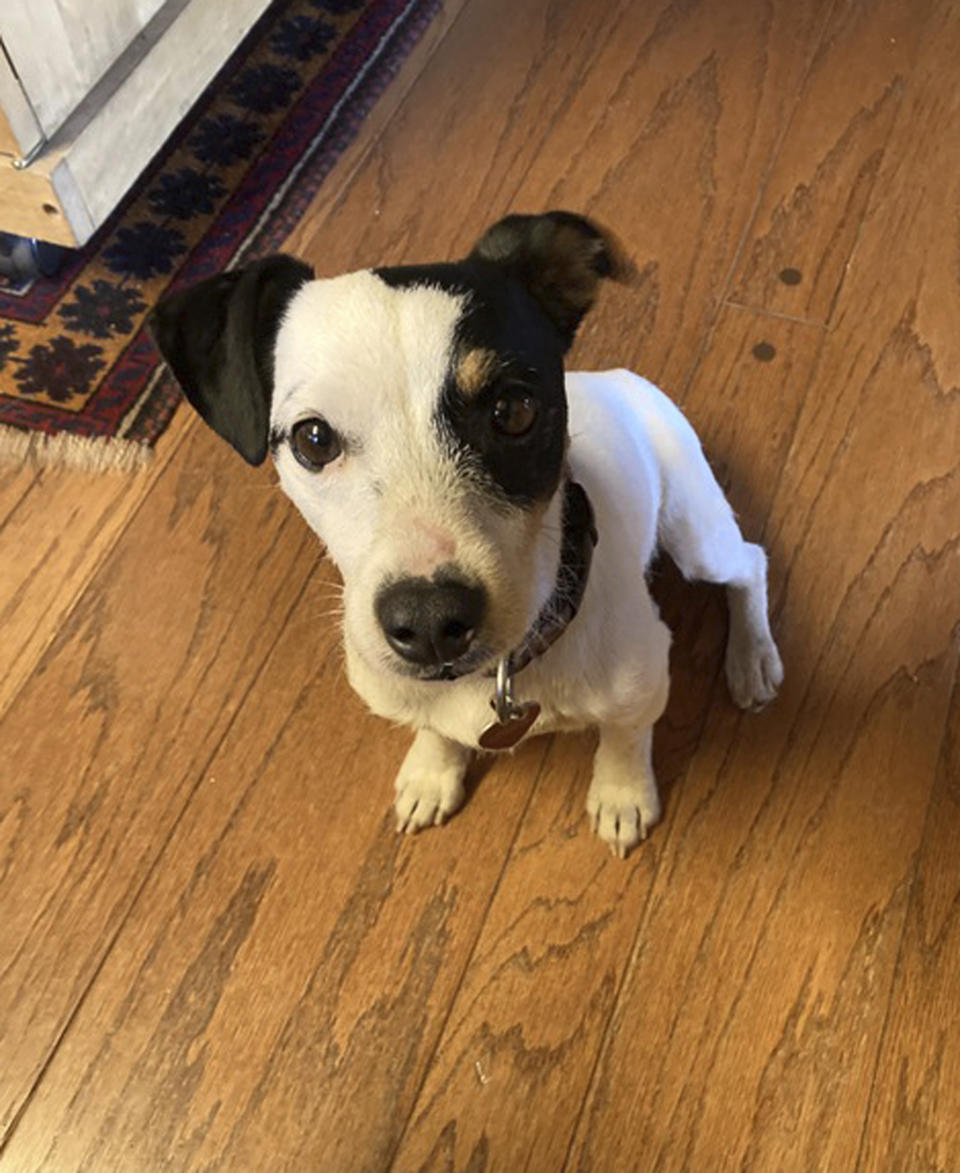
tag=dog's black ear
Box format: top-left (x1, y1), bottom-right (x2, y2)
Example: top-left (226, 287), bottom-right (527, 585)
top-left (468, 211), bottom-right (620, 349)
top-left (148, 254), bottom-right (313, 465)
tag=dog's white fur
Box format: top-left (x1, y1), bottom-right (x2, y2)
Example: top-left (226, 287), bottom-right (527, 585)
top-left (271, 275), bottom-right (782, 855)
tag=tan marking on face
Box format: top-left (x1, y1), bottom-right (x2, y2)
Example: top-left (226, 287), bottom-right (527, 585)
top-left (456, 347), bottom-right (499, 398)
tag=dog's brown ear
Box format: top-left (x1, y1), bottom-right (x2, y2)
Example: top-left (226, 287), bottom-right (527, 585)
top-left (148, 254), bottom-right (313, 465)
top-left (468, 211), bottom-right (621, 349)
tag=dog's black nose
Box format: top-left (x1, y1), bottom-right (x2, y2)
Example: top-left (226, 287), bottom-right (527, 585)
top-left (376, 577), bottom-right (486, 668)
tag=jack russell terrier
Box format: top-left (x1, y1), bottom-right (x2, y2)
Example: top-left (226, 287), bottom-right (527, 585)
top-left (150, 211), bottom-right (783, 857)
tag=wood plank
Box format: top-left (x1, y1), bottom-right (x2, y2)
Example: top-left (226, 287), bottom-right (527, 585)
top-left (293, 0), bottom-right (833, 393)
top-left (0, 463), bottom-right (36, 528)
top-left (0, 411), bottom-right (192, 722)
top-left (857, 667), bottom-right (960, 1172)
top-left (0, 567), bottom-right (550, 1170)
top-left (0, 421), bottom-right (320, 1144)
top-left (390, 732), bottom-right (653, 1173)
top-left (0, 155), bottom-right (76, 246)
top-left (391, 308), bottom-right (826, 1171)
top-left (728, 0), bottom-right (932, 323)
top-left (569, 2), bottom-right (960, 1164)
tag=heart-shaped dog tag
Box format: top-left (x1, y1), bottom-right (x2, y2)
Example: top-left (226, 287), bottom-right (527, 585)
top-left (479, 701), bottom-right (541, 751)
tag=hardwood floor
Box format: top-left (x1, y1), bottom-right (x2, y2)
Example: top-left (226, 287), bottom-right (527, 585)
top-left (1, 0), bottom-right (958, 1169)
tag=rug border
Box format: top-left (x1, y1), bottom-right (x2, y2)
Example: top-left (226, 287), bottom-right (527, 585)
top-left (0, 424), bottom-right (154, 473)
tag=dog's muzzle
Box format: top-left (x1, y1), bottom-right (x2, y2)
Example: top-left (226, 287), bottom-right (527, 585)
top-left (373, 480), bottom-right (597, 690)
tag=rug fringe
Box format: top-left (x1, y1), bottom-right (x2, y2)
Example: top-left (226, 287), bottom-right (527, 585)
top-left (0, 425), bottom-right (153, 473)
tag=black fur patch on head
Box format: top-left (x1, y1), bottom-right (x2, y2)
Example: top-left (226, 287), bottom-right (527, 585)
top-left (468, 211), bottom-right (618, 349)
top-left (375, 260), bottom-right (568, 505)
top-left (375, 212), bottom-right (616, 506)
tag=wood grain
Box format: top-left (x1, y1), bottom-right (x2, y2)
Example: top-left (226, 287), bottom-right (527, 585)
top-left (728, 0), bottom-right (932, 323)
top-left (0, 411), bottom-right (193, 721)
top-left (281, 0), bottom-right (470, 260)
top-left (858, 670), bottom-right (960, 1172)
top-left (569, 1), bottom-right (960, 1165)
top-left (843, 5), bottom-right (960, 1167)
top-left (1, 578), bottom-right (552, 1170)
top-left (0, 464), bottom-right (36, 530)
top-left (0, 422), bottom-right (318, 1145)
top-left (0, 155), bottom-right (77, 247)
top-left (390, 731), bottom-right (653, 1172)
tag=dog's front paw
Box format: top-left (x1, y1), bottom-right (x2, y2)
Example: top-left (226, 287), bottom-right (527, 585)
top-left (588, 726), bottom-right (661, 858)
top-left (395, 768), bottom-right (464, 832)
top-left (725, 631), bottom-right (784, 711)
top-left (394, 729), bottom-right (469, 834)
top-left (587, 778), bottom-right (661, 859)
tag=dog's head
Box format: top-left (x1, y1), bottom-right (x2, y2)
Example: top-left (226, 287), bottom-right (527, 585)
top-left (150, 212), bottom-right (617, 682)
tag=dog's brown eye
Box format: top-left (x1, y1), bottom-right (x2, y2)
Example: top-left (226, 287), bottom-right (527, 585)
top-left (291, 417), bottom-right (341, 470)
top-left (491, 392), bottom-right (538, 436)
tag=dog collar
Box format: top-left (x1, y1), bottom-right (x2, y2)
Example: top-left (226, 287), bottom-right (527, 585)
top-left (479, 478), bottom-right (597, 750)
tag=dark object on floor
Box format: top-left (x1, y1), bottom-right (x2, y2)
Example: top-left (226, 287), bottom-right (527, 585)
top-left (0, 234), bottom-right (70, 283)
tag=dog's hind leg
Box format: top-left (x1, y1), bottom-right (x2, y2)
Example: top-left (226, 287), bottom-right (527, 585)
top-left (653, 405), bottom-right (783, 711)
top-left (720, 542), bottom-right (783, 710)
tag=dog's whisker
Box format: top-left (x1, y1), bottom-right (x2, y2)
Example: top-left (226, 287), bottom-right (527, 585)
top-left (305, 576), bottom-right (343, 587)
top-left (302, 586), bottom-right (345, 605)
top-left (285, 604), bottom-right (345, 628)
top-left (306, 588), bottom-right (345, 603)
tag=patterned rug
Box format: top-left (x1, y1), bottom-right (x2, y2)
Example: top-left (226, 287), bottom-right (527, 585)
top-left (0, 0), bottom-right (440, 470)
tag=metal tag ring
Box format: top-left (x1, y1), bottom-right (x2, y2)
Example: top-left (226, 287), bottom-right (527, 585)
top-left (493, 656), bottom-right (516, 723)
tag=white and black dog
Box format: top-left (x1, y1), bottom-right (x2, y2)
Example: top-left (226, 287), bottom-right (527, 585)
top-left (150, 212), bottom-right (782, 856)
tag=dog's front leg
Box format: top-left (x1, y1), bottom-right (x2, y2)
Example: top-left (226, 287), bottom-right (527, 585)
top-left (395, 728), bottom-right (471, 833)
top-left (587, 725), bottom-right (661, 858)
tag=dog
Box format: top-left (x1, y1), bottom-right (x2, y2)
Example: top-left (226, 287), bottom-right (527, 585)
top-left (149, 211), bottom-right (783, 857)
